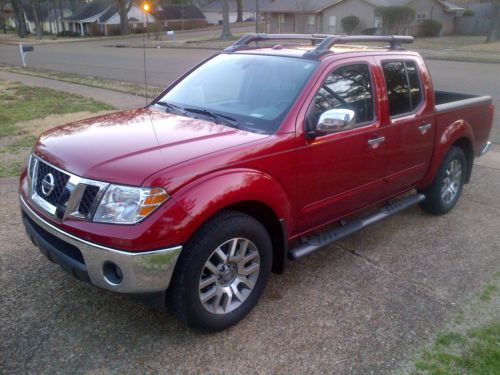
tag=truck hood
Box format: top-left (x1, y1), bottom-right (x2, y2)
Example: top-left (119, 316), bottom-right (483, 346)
top-left (34, 108), bottom-right (269, 186)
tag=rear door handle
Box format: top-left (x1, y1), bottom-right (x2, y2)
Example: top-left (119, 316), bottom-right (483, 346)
top-left (418, 124), bottom-right (432, 134)
top-left (368, 136), bottom-right (385, 148)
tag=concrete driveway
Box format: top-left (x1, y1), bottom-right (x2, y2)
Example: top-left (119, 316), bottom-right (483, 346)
top-left (1, 153), bottom-right (499, 374)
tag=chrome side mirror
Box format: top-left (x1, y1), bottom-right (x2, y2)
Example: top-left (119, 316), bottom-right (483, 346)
top-left (316, 109), bottom-right (356, 135)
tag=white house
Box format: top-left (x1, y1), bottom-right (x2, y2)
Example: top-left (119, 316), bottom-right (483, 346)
top-left (200, 0), bottom-right (256, 25)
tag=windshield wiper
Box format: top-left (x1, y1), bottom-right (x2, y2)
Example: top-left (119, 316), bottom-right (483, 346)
top-left (183, 107), bottom-right (241, 129)
top-left (154, 101), bottom-right (186, 115)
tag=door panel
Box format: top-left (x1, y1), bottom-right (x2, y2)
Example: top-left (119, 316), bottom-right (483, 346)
top-left (375, 58), bottom-right (435, 193)
top-left (297, 59), bottom-right (390, 232)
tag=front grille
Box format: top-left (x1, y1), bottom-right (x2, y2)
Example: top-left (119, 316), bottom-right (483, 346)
top-left (79, 185), bottom-right (99, 216)
top-left (29, 155), bottom-right (109, 221)
top-left (35, 161), bottom-right (70, 206)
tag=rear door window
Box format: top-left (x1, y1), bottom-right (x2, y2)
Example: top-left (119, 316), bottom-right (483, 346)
top-left (382, 60), bottom-right (423, 117)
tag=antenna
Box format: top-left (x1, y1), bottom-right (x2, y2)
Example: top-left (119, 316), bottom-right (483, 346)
top-left (142, 3), bottom-right (151, 106)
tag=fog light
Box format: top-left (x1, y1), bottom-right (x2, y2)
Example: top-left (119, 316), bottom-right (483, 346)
top-left (103, 261), bottom-right (123, 285)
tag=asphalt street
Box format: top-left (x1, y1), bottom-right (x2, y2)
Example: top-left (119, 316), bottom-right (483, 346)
top-left (1, 38), bottom-right (499, 143)
top-left (0, 39), bottom-right (499, 374)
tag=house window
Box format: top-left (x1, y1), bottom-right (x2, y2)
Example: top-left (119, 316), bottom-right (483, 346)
top-left (328, 15), bottom-right (337, 33)
top-left (279, 13), bottom-right (285, 24)
top-left (416, 13), bottom-right (427, 24)
top-left (308, 15), bottom-right (316, 33)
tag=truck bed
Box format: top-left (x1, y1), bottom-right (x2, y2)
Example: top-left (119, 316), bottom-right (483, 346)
top-left (435, 90), bottom-right (492, 113)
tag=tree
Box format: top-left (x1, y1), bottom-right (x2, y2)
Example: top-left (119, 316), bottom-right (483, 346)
top-left (341, 15), bottom-right (360, 35)
top-left (11, 0), bottom-right (27, 37)
top-left (115, 0), bottom-right (134, 35)
top-left (31, 0), bottom-right (43, 39)
top-left (486, 0), bottom-right (500, 43)
top-left (0, 0), bottom-right (7, 34)
top-left (236, 0), bottom-right (243, 22)
top-left (375, 6), bottom-right (415, 35)
top-left (220, 0), bottom-right (232, 40)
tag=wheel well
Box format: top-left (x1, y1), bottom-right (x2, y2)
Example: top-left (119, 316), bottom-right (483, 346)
top-left (452, 137), bottom-right (473, 183)
top-left (226, 201), bottom-right (287, 274)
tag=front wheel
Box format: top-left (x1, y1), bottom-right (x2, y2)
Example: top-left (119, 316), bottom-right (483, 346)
top-left (167, 210), bottom-right (272, 331)
top-left (419, 146), bottom-right (467, 215)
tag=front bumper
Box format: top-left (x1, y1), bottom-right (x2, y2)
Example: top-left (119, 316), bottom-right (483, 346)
top-left (20, 194), bottom-right (182, 297)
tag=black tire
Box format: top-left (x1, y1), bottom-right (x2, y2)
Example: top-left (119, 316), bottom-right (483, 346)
top-left (167, 210), bottom-right (272, 332)
top-left (419, 146), bottom-right (467, 215)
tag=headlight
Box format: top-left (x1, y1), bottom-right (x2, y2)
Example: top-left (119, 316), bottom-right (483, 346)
top-left (93, 185), bottom-right (169, 224)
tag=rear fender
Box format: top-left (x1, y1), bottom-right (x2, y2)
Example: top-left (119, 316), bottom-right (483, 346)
top-left (419, 119), bottom-right (474, 189)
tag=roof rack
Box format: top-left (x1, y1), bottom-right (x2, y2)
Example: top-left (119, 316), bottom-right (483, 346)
top-left (224, 33), bottom-right (414, 59)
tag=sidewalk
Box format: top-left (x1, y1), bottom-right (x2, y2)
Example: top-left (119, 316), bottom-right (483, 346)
top-left (0, 70), bottom-right (146, 109)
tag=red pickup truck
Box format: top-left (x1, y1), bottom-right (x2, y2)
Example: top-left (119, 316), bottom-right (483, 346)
top-left (20, 35), bottom-right (494, 331)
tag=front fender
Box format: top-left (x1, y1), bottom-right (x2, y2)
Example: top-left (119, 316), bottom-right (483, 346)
top-left (158, 168), bottom-right (292, 246)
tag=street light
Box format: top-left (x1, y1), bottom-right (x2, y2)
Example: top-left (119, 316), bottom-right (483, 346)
top-left (142, 2), bottom-right (151, 39)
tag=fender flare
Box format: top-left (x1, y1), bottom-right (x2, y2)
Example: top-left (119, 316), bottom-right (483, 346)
top-left (419, 119), bottom-right (474, 189)
top-left (164, 168), bottom-right (293, 246)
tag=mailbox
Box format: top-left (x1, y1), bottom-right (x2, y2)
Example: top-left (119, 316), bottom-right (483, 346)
top-left (19, 44), bottom-right (34, 67)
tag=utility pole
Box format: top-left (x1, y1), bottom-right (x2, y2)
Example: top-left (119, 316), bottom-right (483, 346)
top-left (255, 0), bottom-right (259, 33)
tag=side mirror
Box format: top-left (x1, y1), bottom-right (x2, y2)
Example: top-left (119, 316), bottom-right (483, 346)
top-left (316, 109), bottom-right (356, 135)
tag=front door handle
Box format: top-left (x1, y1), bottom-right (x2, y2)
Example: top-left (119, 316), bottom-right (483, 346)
top-left (418, 124), bottom-right (432, 134)
top-left (368, 136), bottom-right (385, 148)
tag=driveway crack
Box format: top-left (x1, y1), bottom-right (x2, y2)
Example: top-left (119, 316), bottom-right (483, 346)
top-left (337, 243), bottom-right (450, 306)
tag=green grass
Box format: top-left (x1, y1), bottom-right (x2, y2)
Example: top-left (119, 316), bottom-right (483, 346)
top-left (0, 81), bottom-right (113, 137)
top-left (479, 285), bottom-right (498, 302)
top-left (414, 321), bottom-right (500, 375)
top-left (410, 276), bottom-right (499, 375)
top-left (0, 64), bottom-right (163, 98)
top-left (0, 79), bottom-right (114, 177)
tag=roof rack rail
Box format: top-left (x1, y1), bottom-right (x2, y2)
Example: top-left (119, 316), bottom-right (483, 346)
top-left (223, 33), bottom-right (414, 58)
top-left (223, 33), bottom-right (330, 53)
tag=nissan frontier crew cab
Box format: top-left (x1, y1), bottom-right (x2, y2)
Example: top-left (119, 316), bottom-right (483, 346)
top-left (20, 34), bottom-right (494, 331)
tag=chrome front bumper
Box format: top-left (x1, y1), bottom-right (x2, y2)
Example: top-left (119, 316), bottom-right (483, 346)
top-left (20, 194), bottom-right (182, 295)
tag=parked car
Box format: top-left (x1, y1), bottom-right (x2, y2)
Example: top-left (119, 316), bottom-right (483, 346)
top-left (19, 34), bottom-right (494, 331)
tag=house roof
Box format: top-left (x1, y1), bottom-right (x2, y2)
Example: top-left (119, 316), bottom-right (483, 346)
top-left (257, 0), bottom-right (463, 13)
top-left (65, 0), bottom-right (110, 22)
top-left (155, 4), bottom-right (206, 21)
top-left (200, 0), bottom-right (256, 12)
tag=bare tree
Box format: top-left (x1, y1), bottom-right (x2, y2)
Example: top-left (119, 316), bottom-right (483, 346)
top-left (0, 0), bottom-right (7, 34)
top-left (11, 0), bottom-right (27, 37)
top-left (236, 0), bottom-right (243, 22)
top-left (221, 0), bottom-right (232, 39)
top-left (115, 0), bottom-right (133, 35)
top-left (486, 0), bottom-right (500, 42)
top-left (57, 0), bottom-right (66, 31)
top-left (31, 0), bottom-right (43, 39)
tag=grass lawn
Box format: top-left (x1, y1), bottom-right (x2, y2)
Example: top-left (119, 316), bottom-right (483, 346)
top-left (407, 274), bottom-right (500, 375)
top-left (0, 79), bottom-right (114, 177)
top-left (0, 65), bottom-right (164, 98)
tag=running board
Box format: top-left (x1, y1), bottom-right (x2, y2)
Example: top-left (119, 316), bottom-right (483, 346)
top-left (288, 193), bottom-right (425, 260)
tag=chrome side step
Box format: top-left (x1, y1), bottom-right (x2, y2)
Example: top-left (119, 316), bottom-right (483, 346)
top-left (288, 193), bottom-right (425, 260)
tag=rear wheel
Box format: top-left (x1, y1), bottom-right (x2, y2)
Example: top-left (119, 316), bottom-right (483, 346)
top-left (168, 210), bottom-right (272, 331)
top-left (419, 146), bottom-right (467, 215)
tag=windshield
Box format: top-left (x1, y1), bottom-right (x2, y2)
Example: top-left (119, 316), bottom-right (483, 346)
top-left (157, 54), bottom-right (319, 133)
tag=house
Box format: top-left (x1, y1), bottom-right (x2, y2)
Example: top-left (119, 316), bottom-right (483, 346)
top-left (155, 4), bottom-right (207, 30)
top-left (65, 0), bottom-right (156, 36)
top-left (200, 0), bottom-right (256, 25)
top-left (258, 0), bottom-right (464, 36)
top-left (43, 8), bottom-right (73, 35)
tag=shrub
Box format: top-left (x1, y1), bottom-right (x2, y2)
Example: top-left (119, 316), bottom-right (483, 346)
top-left (375, 6), bottom-right (416, 34)
top-left (420, 19), bottom-right (443, 37)
top-left (361, 27), bottom-right (378, 35)
top-left (463, 9), bottom-right (475, 17)
top-left (341, 15), bottom-right (360, 35)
